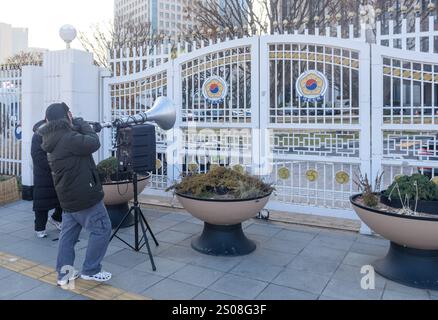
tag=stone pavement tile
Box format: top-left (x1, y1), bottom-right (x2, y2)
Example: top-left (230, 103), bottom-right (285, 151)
top-left (13, 228), bottom-right (48, 241)
top-left (331, 264), bottom-right (386, 289)
top-left (322, 279), bottom-right (384, 300)
top-left (69, 295), bottom-right (91, 300)
top-left (194, 289), bottom-right (240, 300)
top-left (229, 260), bottom-right (283, 282)
top-left (156, 230), bottom-right (193, 245)
top-left (272, 268), bottom-right (331, 295)
top-left (273, 229), bottom-right (316, 243)
top-left (342, 252), bottom-right (379, 267)
top-left (0, 267), bottom-right (14, 280)
top-left (108, 270), bottom-right (164, 293)
top-left (5, 201), bottom-right (33, 210)
top-left (244, 224), bottom-right (282, 238)
top-left (0, 233), bottom-right (27, 247)
top-left (1, 258), bottom-right (38, 273)
top-left (178, 235), bottom-right (198, 247)
top-left (356, 235), bottom-right (389, 247)
top-left (141, 209), bottom-right (170, 219)
top-left (243, 249), bottom-right (295, 267)
top-left (299, 244), bottom-right (348, 263)
top-left (142, 278), bottom-right (204, 300)
top-left (190, 254), bottom-right (243, 273)
top-left (318, 229), bottom-right (358, 241)
top-left (134, 256), bottom-right (186, 278)
top-left (256, 284), bottom-right (318, 300)
top-left (159, 245), bottom-right (204, 265)
top-left (104, 249), bottom-right (152, 268)
top-left (382, 290), bottom-right (430, 300)
top-left (0, 221), bottom-right (28, 234)
top-left (287, 254), bottom-right (341, 276)
top-left (169, 222), bottom-right (203, 235)
top-left (21, 265), bottom-right (55, 280)
top-left (384, 280), bottom-right (431, 299)
top-left (81, 284), bottom-right (126, 300)
top-left (349, 242), bottom-right (389, 257)
top-left (318, 295), bottom-right (342, 300)
top-left (13, 283), bottom-right (76, 300)
top-left (209, 274), bottom-right (268, 300)
top-left (159, 212), bottom-right (192, 222)
top-left (170, 265), bottom-right (224, 288)
top-left (429, 291), bottom-right (438, 300)
top-left (260, 237), bottom-right (309, 255)
top-left (147, 219), bottom-right (182, 233)
top-left (308, 234), bottom-right (355, 251)
top-left (0, 273), bottom-right (42, 299)
top-left (186, 217), bottom-right (205, 225)
top-left (3, 241), bottom-right (58, 264)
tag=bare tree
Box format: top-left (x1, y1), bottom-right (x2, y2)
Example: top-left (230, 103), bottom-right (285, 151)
top-left (186, 0), bottom-right (435, 39)
top-left (2, 51), bottom-right (43, 69)
top-left (78, 16), bottom-right (159, 68)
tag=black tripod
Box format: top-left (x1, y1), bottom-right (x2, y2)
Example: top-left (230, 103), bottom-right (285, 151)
top-left (110, 172), bottom-right (159, 271)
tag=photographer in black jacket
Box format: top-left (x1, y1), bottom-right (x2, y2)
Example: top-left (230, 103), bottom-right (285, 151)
top-left (31, 120), bottom-right (63, 238)
top-left (39, 102), bottom-right (112, 286)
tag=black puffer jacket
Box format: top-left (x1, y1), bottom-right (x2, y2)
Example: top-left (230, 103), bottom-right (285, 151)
top-left (31, 120), bottom-right (61, 211)
top-left (39, 118), bottom-right (104, 213)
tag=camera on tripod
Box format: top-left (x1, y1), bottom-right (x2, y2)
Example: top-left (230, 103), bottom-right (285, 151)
top-left (94, 96), bottom-right (176, 177)
top-left (92, 96), bottom-right (176, 272)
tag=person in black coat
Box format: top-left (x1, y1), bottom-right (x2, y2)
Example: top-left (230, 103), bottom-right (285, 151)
top-left (31, 120), bottom-right (63, 238)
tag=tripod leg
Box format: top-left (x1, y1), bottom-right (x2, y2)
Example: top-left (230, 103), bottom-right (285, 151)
top-left (110, 207), bottom-right (135, 242)
top-left (138, 208), bottom-right (157, 272)
top-left (140, 211), bottom-right (159, 247)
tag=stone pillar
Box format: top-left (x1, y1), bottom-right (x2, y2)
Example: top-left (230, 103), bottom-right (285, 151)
top-left (21, 65), bottom-right (44, 200)
top-left (21, 47), bottom-right (109, 199)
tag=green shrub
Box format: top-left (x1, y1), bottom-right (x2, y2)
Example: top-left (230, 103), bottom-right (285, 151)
top-left (168, 166), bottom-right (274, 200)
top-left (384, 174), bottom-right (438, 201)
top-left (97, 157), bottom-right (118, 183)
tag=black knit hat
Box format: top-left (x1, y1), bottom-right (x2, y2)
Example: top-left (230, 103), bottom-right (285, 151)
top-left (45, 103), bottom-right (70, 122)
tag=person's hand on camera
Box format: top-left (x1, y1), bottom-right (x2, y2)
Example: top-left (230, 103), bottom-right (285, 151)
top-left (72, 117), bottom-right (95, 134)
top-left (91, 122), bottom-right (103, 133)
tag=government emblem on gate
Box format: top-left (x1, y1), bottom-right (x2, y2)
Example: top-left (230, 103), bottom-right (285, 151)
top-left (202, 76), bottom-right (228, 104)
top-left (296, 70), bottom-right (328, 103)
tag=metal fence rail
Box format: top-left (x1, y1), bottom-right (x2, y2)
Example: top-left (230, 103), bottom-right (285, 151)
top-left (0, 66), bottom-right (22, 177)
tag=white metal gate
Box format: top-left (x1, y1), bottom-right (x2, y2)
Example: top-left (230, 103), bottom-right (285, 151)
top-left (259, 34), bottom-right (370, 218)
top-left (0, 67), bottom-right (22, 176)
top-left (105, 14), bottom-right (438, 220)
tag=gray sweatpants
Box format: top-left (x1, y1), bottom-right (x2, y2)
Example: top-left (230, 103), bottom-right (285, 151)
top-left (56, 200), bottom-right (112, 279)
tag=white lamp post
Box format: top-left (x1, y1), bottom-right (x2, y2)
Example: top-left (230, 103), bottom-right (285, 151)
top-left (59, 25), bottom-right (77, 49)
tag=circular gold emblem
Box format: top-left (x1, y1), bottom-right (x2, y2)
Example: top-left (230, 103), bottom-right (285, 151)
top-left (336, 171), bottom-right (350, 184)
top-left (306, 169), bottom-right (319, 182)
top-left (278, 167), bottom-right (290, 180)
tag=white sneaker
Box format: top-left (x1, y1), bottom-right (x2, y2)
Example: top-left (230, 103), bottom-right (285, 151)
top-left (57, 270), bottom-right (80, 287)
top-left (36, 231), bottom-right (47, 238)
top-left (81, 271), bottom-right (112, 283)
top-left (48, 217), bottom-right (62, 231)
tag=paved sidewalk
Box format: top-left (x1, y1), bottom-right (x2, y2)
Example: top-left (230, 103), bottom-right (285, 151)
top-left (0, 200), bottom-right (437, 300)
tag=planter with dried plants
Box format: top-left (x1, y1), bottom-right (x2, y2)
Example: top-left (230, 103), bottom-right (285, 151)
top-left (350, 172), bottom-right (438, 291)
top-left (168, 166), bottom-right (274, 257)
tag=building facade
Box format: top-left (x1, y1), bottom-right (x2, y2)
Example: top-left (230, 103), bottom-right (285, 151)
top-left (0, 23), bottom-right (28, 64)
top-left (114, 0), bottom-right (196, 36)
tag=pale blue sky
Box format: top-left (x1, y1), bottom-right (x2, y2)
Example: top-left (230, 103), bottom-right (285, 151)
top-left (0, 0), bottom-right (114, 50)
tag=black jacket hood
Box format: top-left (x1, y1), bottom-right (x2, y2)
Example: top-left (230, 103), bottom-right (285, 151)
top-left (39, 119), bottom-right (72, 154)
top-left (33, 120), bottom-right (46, 133)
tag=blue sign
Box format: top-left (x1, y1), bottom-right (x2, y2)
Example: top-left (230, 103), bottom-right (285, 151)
top-left (15, 125), bottom-right (22, 140)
